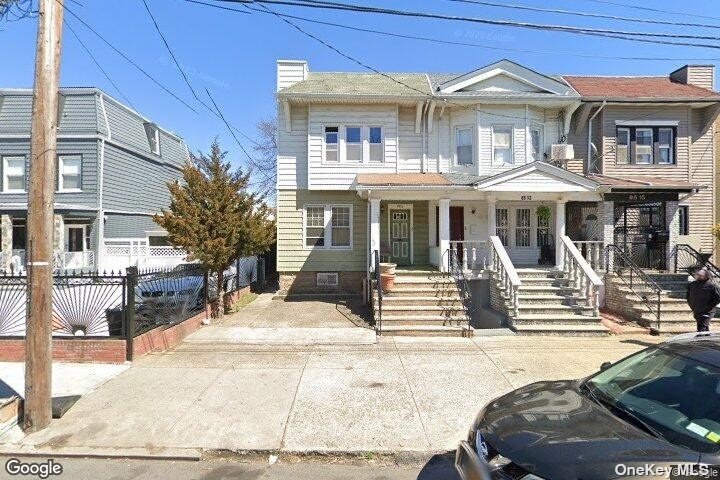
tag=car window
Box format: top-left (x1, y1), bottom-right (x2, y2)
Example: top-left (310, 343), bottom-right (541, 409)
top-left (586, 346), bottom-right (720, 453)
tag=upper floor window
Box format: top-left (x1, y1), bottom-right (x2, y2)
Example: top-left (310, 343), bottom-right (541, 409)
top-left (345, 126), bottom-right (362, 162)
top-left (324, 126), bottom-right (339, 162)
top-left (144, 123), bottom-right (161, 155)
top-left (304, 204), bottom-right (352, 249)
top-left (369, 127), bottom-right (383, 162)
top-left (615, 126), bottom-right (676, 165)
top-left (455, 126), bottom-right (473, 165)
top-left (530, 125), bottom-right (544, 162)
top-left (2, 156), bottom-right (25, 193)
top-left (58, 155), bottom-right (81, 192)
top-left (493, 125), bottom-right (513, 164)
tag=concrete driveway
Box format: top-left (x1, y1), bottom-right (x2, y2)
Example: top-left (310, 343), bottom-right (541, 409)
top-left (2, 331), bottom-right (660, 456)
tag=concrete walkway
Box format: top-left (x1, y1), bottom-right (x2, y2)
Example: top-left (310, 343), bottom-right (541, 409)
top-left (1, 333), bottom-right (660, 455)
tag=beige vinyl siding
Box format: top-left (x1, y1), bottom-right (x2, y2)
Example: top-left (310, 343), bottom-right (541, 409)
top-left (277, 105), bottom-right (308, 189)
top-left (398, 107), bottom-right (422, 173)
top-left (307, 105), bottom-right (398, 189)
top-left (276, 189), bottom-right (367, 272)
top-left (687, 107), bottom-right (715, 252)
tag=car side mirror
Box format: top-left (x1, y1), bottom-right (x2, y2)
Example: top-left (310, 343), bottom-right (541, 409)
top-left (600, 361), bottom-right (612, 372)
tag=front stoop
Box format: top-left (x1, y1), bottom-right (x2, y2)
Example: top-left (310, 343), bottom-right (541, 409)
top-left (496, 268), bottom-right (608, 336)
top-left (373, 269), bottom-right (473, 337)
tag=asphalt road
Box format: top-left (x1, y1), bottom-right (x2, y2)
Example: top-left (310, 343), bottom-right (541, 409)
top-left (0, 454), bottom-right (460, 480)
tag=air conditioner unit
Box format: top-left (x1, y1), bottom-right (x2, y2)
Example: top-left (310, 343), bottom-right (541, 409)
top-left (550, 144), bottom-right (574, 161)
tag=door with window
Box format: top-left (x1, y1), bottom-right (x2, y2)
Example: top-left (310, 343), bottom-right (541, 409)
top-left (64, 225), bottom-right (89, 269)
top-left (390, 209), bottom-right (411, 265)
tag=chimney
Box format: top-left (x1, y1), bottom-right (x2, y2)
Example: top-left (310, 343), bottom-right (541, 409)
top-left (277, 60), bottom-right (308, 92)
top-left (670, 65), bottom-right (716, 91)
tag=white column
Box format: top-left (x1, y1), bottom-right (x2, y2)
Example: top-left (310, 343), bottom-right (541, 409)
top-left (600, 201), bottom-right (614, 271)
top-left (439, 198), bottom-right (450, 272)
top-left (370, 198), bottom-right (381, 270)
top-left (665, 201), bottom-right (679, 265)
top-left (555, 198), bottom-right (566, 268)
top-left (487, 196), bottom-right (497, 239)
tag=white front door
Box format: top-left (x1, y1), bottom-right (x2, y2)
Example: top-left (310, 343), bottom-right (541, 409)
top-left (64, 225), bottom-right (88, 269)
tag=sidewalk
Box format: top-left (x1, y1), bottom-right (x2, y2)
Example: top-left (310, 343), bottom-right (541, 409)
top-left (0, 332), bottom-right (660, 456)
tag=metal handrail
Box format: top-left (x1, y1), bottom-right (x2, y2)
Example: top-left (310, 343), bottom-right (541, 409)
top-left (605, 244), bottom-right (663, 332)
top-left (489, 236), bottom-right (521, 317)
top-left (373, 250), bottom-right (382, 334)
top-left (443, 248), bottom-right (476, 333)
top-left (672, 244), bottom-right (720, 278)
top-left (561, 236), bottom-right (602, 316)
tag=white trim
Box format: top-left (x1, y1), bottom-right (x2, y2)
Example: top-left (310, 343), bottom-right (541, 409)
top-left (635, 127), bottom-right (654, 164)
top-left (529, 123), bottom-right (544, 162)
top-left (615, 120), bottom-right (680, 126)
top-left (302, 203), bottom-right (354, 251)
top-left (475, 161), bottom-right (599, 190)
top-left (57, 154), bottom-right (83, 192)
top-left (658, 127), bottom-right (674, 165)
top-left (454, 124), bottom-right (475, 167)
top-left (387, 203), bottom-right (414, 264)
top-left (367, 125), bottom-right (385, 163)
top-left (322, 124), bottom-right (339, 164)
top-left (491, 124), bottom-right (514, 166)
top-left (99, 93), bottom-right (112, 141)
top-left (616, 127), bottom-right (631, 165)
top-left (344, 125), bottom-right (363, 163)
top-left (2, 156), bottom-right (26, 193)
top-left (64, 223), bottom-right (89, 252)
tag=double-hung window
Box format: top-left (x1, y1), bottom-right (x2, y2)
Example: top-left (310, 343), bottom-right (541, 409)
top-left (324, 126), bottom-right (339, 163)
top-left (679, 205), bottom-right (689, 236)
top-left (493, 126), bottom-right (513, 164)
top-left (345, 126), bottom-right (362, 162)
top-left (456, 126), bottom-right (474, 165)
top-left (530, 126), bottom-right (543, 162)
top-left (368, 127), bottom-right (383, 162)
top-left (616, 128), bottom-right (630, 164)
top-left (616, 126), bottom-right (676, 165)
top-left (658, 128), bottom-right (674, 164)
top-left (58, 155), bottom-right (81, 191)
top-left (304, 205), bottom-right (353, 249)
top-left (3, 156), bottom-right (25, 192)
top-left (635, 128), bottom-right (653, 164)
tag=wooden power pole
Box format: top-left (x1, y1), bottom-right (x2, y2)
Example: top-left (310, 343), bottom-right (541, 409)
top-left (24, 0), bottom-right (64, 432)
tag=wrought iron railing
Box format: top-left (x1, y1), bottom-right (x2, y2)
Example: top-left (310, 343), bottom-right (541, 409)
top-left (444, 247), bottom-right (475, 332)
top-left (561, 236), bottom-right (602, 316)
top-left (449, 240), bottom-right (489, 271)
top-left (489, 236), bottom-right (521, 318)
top-left (605, 244), bottom-right (662, 332)
top-left (672, 244), bottom-right (719, 278)
top-left (373, 250), bottom-right (382, 334)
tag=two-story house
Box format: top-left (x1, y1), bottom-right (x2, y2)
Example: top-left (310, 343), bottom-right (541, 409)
top-left (275, 59), bottom-right (719, 335)
top-left (0, 87), bottom-right (190, 272)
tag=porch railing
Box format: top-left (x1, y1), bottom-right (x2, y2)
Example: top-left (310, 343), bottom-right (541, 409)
top-left (605, 244), bottom-right (662, 333)
top-left (444, 248), bottom-right (475, 333)
top-left (372, 250), bottom-right (383, 334)
top-left (672, 244), bottom-right (719, 278)
top-left (572, 240), bottom-right (605, 271)
top-left (489, 236), bottom-right (521, 318)
top-left (449, 240), bottom-right (489, 271)
top-left (561, 236), bottom-right (602, 316)
top-left (54, 251), bottom-right (96, 271)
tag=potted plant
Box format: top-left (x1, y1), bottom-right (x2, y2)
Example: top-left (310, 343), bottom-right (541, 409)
top-left (379, 262), bottom-right (397, 276)
top-left (380, 273), bottom-right (395, 292)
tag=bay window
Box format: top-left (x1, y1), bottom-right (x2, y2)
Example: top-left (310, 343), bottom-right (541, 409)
top-left (493, 125), bottom-right (513, 164)
top-left (304, 204), bottom-right (353, 249)
top-left (455, 126), bottom-right (474, 165)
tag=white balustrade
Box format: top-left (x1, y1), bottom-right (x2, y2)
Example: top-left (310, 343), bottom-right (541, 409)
top-left (571, 240), bottom-right (605, 271)
top-left (562, 236), bottom-right (603, 316)
top-left (449, 240), bottom-right (489, 271)
top-left (489, 236), bottom-right (522, 318)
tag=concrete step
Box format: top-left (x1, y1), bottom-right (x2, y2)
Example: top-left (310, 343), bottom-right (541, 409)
top-left (632, 302), bottom-right (691, 312)
top-left (517, 294), bottom-right (581, 305)
top-left (639, 311), bottom-right (696, 322)
top-left (394, 269), bottom-right (446, 277)
top-left (382, 287), bottom-right (460, 297)
top-left (511, 323), bottom-right (609, 336)
top-left (516, 277), bottom-right (571, 286)
top-left (378, 314), bottom-right (469, 326)
top-left (517, 285), bottom-right (578, 294)
top-left (375, 305), bottom-right (466, 317)
top-left (379, 325), bottom-right (472, 337)
top-left (375, 295), bottom-right (463, 306)
top-left (393, 277), bottom-right (455, 285)
top-left (517, 304), bottom-right (596, 315)
top-left (512, 314), bottom-right (603, 325)
top-left (515, 268), bottom-right (565, 279)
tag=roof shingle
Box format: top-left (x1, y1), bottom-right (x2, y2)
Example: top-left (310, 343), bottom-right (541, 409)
top-left (562, 76), bottom-right (720, 99)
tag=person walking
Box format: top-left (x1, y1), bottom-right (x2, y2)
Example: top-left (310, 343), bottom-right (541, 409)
top-left (686, 268), bottom-right (720, 332)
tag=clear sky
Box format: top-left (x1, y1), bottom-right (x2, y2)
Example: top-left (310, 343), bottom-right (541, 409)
top-left (3, 0), bottom-right (720, 168)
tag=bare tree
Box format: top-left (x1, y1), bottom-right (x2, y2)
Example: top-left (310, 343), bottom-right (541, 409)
top-left (251, 116), bottom-right (277, 202)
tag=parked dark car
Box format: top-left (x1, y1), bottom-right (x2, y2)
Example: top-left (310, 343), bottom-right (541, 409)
top-left (456, 332), bottom-right (720, 480)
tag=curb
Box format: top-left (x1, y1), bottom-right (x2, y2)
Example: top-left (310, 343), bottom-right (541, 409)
top-left (0, 445), bottom-right (202, 461)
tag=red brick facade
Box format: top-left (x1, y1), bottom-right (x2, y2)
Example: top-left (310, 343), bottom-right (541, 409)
top-left (0, 338), bottom-right (127, 364)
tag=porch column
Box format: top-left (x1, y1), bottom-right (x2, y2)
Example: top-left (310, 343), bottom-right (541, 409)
top-left (369, 198), bottom-right (381, 270)
top-left (439, 198), bottom-right (450, 272)
top-left (54, 214), bottom-right (64, 252)
top-left (1, 215), bottom-right (11, 271)
top-left (555, 197), bottom-right (566, 268)
top-left (600, 201), bottom-right (614, 271)
top-left (487, 196), bottom-right (497, 239)
top-left (665, 201), bottom-right (679, 265)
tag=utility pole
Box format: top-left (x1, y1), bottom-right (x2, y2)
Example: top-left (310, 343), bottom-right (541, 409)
top-left (24, 0), bottom-right (64, 432)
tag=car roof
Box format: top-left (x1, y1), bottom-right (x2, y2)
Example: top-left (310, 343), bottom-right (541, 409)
top-left (662, 332), bottom-right (720, 368)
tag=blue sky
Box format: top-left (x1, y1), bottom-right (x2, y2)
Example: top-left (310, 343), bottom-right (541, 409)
top-left (3, 0), bottom-right (720, 168)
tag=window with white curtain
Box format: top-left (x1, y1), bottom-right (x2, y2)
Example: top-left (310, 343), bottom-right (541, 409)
top-left (635, 128), bottom-right (654, 164)
top-left (456, 126), bottom-right (473, 165)
top-left (3, 156), bottom-right (25, 192)
top-left (330, 206), bottom-right (351, 247)
top-left (304, 205), bottom-right (353, 249)
top-left (493, 126), bottom-right (513, 164)
top-left (58, 155), bottom-right (82, 191)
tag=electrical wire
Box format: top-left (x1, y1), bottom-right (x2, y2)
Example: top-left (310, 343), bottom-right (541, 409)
top-left (580, 0), bottom-right (720, 23)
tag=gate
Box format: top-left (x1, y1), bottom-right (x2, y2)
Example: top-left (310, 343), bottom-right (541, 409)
top-left (614, 202), bottom-right (667, 270)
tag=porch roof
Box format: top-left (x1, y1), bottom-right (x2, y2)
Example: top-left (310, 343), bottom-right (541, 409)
top-left (587, 174), bottom-right (701, 191)
top-left (355, 173), bottom-right (481, 188)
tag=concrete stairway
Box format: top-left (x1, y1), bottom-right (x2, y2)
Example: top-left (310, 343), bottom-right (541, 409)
top-left (504, 268), bottom-right (608, 336)
top-left (372, 268), bottom-right (472, 337)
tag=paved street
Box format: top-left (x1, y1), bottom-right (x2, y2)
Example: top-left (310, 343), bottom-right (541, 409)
top-left (0, 296), bottom-right (661, 456)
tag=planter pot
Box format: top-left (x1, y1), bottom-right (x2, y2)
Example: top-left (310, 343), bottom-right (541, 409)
top-left (380, 273), bottom-right (395, 292)
top-left (379, 263), bottom-right (397, 276)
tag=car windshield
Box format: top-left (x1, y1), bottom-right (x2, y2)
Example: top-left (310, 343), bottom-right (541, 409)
top-left (585, 344), bottom-right (720, 454)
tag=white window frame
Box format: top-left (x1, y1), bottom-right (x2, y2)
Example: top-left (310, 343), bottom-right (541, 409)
top-left (367, 126), bottom-right (384, 163)
top-left (303, 204), bottom-right (353, 250)
top-left (454, 125), bottom-right (474, 166)
top-left (2, 156), bottom-right (26, 193)
top-left (679, 205), bottom-right (690, 236)
top-left (515, 207), bottom-right (531, 248)
top-left (658, 127), bottom-right (674, 165)
top-left (64, 224), bottom-right (89, 252)
top-left (635, 127), bottom-right (654, 165)
top-left (323, 125), bottom-right (339, 163)
top-left (58, 155), bottom-right (82, 192)
top-left (492, 125), bottom-right (514, 165)
top-left (530, 124), bottom-right (544, 162)
top-left (344, 126), bottom-right (363, 163)
top-left (616, 127), bottom-right (630, 165)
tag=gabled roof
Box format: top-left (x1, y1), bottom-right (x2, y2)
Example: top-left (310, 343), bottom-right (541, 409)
top-left (562, 76), bottom-right (720, 101)
top-left (475, 161), bottom-right (599, 192)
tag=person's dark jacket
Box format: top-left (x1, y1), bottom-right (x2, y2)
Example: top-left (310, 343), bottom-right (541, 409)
top-left (686, 279), bottom-right (720, 315)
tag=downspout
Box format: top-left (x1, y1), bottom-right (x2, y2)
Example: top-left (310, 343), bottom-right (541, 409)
top-left (586, 100), bottom-right (606, 174)
top-left (97, 93), bottom-right (111, 272)
top-left (421, 100), bottom-right (429, 173)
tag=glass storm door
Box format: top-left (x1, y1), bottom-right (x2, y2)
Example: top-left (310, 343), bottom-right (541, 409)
top-left (390, 209), bottom-right (411, 265)
top-left (65, 225), bottom-right (87, 269)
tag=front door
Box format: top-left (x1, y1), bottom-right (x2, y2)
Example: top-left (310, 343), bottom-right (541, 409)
top-left (64, 225), bottom-right (87, 269)
top-left (390, 209), bottom-right (411, 265)
top-left (450, 206), bottom-right (464, 262)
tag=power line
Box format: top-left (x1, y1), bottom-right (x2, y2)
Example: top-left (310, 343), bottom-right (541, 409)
top-left (64, 19), bottom-right (137, 110)
top-left (450, 0), bottom-right (720, 31)
top-left (186, 0), bottom-right (720, 62)
top-left (580, 0), bottom-right (720, 23)
top-left (214, 0), bottom-right (720, 48)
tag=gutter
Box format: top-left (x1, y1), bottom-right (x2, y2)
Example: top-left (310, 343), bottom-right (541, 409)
top-left (587, 100), bottom-right (606, 174)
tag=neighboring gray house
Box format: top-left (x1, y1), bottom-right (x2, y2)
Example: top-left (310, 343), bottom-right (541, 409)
top-left (0, 87), bottom-right (190, 271)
